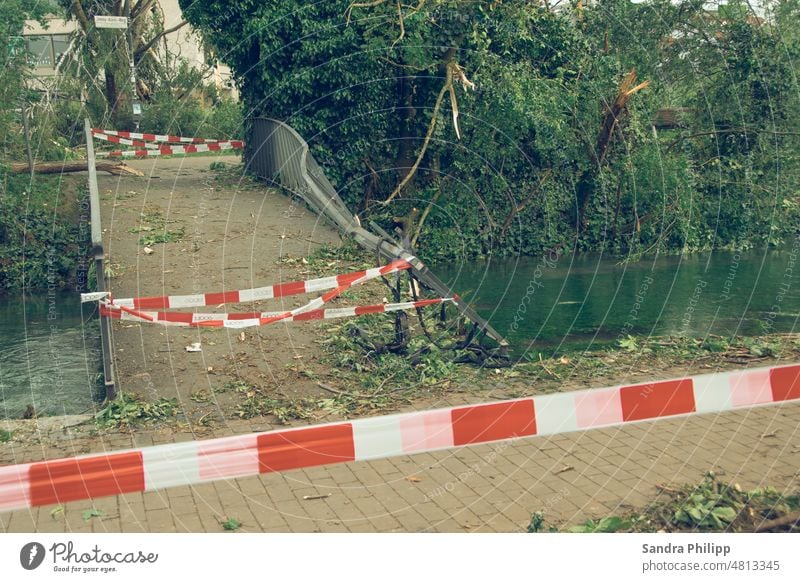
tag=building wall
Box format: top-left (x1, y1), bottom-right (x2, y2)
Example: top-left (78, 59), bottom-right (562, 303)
top-left (22, 2), bottom-right (236, 97)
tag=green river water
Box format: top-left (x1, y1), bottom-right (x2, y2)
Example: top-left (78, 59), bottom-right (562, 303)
top-left (0, 292), bottom-right (102, 418)
top-left (438, 247), bottom-right (798, 355)
top-left (0, 247), bottom-right (797, 417)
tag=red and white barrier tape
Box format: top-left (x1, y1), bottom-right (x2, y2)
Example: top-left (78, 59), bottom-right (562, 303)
top-left (83, 259), bottom-right (413, 310)
top-left (92, 132), bottom-right (161, 149)
top-left (1, 364), bottom-right (797, 512)
top-left (100, 298), bottom-right (452, 328)
top-left (84, 259), bottom-right (417, 328)
top-left (92, 128), bottom-right (234, 145)
top-left (91, 128), bottom-right (245, 157)
top-left (93, 131), bottom-right (244, 151)
top-left (100, 142), bottom-right (244, 158)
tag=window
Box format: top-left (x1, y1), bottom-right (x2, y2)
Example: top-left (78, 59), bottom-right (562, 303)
top-left (27, 35), bottom-right (52, 67)
top-left (52, 35), bottom-right (69, 66)
top-left (25, 35), bottom-right (70, 70)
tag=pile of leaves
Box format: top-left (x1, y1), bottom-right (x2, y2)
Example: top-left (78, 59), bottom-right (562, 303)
top-left (529, 473), bottom-right (800, 533)
top-left (94, 392), bottom-right (180, 428)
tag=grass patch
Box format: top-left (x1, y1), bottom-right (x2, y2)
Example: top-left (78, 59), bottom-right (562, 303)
top-left (0, 429), bottom-right (12, 443)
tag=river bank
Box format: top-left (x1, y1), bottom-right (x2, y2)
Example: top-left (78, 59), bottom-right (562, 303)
top-left (1, 331), bottom-right (797, 447)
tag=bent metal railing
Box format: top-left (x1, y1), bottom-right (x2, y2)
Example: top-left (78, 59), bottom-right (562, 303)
top-left (246, 117), bottom-right (508, 349)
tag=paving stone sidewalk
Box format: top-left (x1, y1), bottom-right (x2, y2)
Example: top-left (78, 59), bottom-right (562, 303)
top-left (2, 401), bottom-right (798, 533)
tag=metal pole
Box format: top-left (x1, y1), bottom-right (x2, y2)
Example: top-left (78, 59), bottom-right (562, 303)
top-left (125, 0), bottom-right (140, 129)
top-left (85, 118), bottom-right (116, 399)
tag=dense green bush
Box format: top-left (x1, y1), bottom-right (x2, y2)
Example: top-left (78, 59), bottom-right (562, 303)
top-left (0, 176), bottom-right (91, 292)
top-left (183, 0), bottom-right (800, 260)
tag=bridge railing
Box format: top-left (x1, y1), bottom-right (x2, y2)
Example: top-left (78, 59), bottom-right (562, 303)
top-left (84, 118), bottom-right (116, 399)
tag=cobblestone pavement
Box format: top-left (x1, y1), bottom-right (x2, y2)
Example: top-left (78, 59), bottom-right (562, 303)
top-left (2, 401), bottom-right (798, 533)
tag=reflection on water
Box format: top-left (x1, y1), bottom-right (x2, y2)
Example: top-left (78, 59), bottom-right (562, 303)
top-left (438, 248), bottom-right (799, 354)
top-left (0, 292), bottom-right (102, 417)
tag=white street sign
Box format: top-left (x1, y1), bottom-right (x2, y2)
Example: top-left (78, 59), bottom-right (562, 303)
top-left (94, 15), bottom-right (129, 29)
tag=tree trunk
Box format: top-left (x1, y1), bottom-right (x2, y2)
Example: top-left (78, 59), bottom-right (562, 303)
top-left (105, 66), bottom-right (120, 119)
top-left (576, 70), bottom-right (649, 229)
top-left (396, 75), bottom-right (417, 183)
top-left (8, 161), bottom-right (144, 176)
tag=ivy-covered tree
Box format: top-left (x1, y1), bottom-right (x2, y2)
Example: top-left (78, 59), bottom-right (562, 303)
top-left (181, 0), bottom-right (799, 259)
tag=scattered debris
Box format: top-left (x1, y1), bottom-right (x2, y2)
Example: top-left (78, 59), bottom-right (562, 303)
top-left (302, 494), bottom-right (331, 500)
top-left (82, 509), bottom-right (104, 522)
top-left (185, 343), bottom-right (202, 353)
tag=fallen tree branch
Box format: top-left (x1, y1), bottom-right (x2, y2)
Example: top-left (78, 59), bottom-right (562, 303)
top-left (382, 66), bottom-right (451, 206)
top-left (754, 510), bottom-right (800, 533)
top-left (383, 61), bottom-right (472, 206)
top-left (8, 161), bottom-right (144, 176)
top-left (411, 186), bottom-right (443, 248)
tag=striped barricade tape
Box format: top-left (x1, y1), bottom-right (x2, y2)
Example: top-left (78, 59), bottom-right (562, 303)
top-left (92, 128), bottom-right (236, 145)
top-left (92, 259), bottom-right (414, 310)
top-left (94, 133), bottom-right (234, 150)
top-left (100, 298), bottom-right (453, 328)
top-left (101, 142), bottom-right (244, 158)
top-left (1, 364), bottom-right (798, 512)
top-left (98, 261), bottom-right (429, 328)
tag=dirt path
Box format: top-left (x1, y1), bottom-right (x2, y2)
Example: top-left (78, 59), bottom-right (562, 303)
top-left (98, 155), bottom-right (344, 423)
top-left (93, 155), bottom-right (800, 431)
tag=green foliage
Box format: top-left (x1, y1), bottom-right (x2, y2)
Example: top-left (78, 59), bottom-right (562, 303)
top-left (184, 0), bottom-right (800, 260)
top-left (0, 429), bottom-right (12, 443)
top-left (569, 516), bottom-right (631, 533)
top-left (526, 511), bottom-right (558, 533)
top-left (0, 177), bottom-right (91, 291)
top-left (221, 517), bottom-right (241, 531)
top-left (657, 472), bottom-right (794, 531)
top-left (617, 335), bottom-right (639, 352)
top-left (533, 473), bottom-right (800, 533)
top-left (323, 316), bottom-right (457, 389)
top-left (82, 508), bottom-right (104, 522)
top-left (742, 338), bottom-right (780, 358)
top-left (128, 209), bottom-right (185, 246)
top-left (0, 1), bottom-right (47, 162)
top-left (94, 392), bottom-right (180, 428)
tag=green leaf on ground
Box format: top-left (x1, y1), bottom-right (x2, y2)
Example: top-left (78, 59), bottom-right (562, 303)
top-left (82, 509), bottom-right (104, 522)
